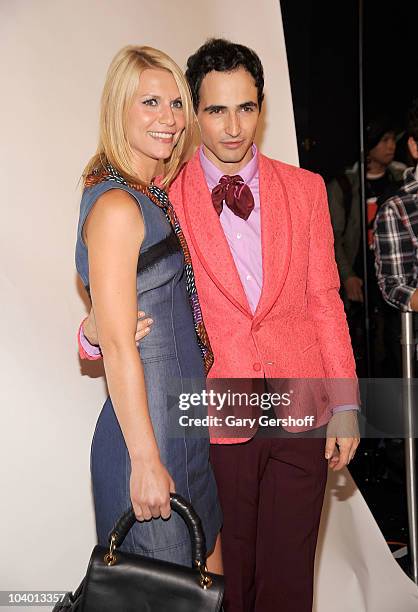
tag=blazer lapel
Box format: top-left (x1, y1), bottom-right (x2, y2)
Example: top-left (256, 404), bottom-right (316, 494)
top-left (254, 155), bottom-right (292, 322)
top-left (181, 152), bottom-right (252, 317)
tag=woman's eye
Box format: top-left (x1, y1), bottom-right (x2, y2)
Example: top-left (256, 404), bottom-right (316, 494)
top-left (143, 98), bottom-right (158, 106)
top-left (172, 99), bottom-right (183, 109)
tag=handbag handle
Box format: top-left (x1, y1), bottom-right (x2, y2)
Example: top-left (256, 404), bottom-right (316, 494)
top-left (107, 493), bottom-right (207, 567)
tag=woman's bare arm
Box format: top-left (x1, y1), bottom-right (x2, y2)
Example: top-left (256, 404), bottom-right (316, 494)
top-left (84, 189), bottom-right (174, 520)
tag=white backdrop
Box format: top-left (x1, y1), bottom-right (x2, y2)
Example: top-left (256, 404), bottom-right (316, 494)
top-left (1, 1), bottom-right (416, 610)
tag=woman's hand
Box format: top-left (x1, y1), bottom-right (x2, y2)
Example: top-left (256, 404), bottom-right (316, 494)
top-left (130, 456), bottom-right (175, 521)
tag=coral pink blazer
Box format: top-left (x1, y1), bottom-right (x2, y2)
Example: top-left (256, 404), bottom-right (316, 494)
top-left (169, 150), bottom-right (357, 443)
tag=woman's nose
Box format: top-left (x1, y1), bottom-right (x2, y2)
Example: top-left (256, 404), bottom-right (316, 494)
top-left (159, 104), bottom-right (175, 126)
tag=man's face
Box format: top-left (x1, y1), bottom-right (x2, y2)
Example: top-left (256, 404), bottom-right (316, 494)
top-left (196, 67), bottom-right (260, 173)
top-left (368, 131), bottom-right (396, 168)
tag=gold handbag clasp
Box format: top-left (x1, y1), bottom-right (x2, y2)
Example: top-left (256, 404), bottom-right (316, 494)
top-left (195, 560), bottom-right (213, 589)
top-left (104, 533), bottom-right (118, 566)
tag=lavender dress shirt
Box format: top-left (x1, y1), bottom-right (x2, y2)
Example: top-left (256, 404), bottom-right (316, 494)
top-left (199, 145), bottom-right (262, 314)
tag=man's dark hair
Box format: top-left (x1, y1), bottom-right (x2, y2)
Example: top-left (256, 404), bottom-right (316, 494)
top-left (407, 99), bottom-right (418, 142)
top-left (185, 38), bottom-right (264, 111)
top-left (365, 114), bottom-right (395, 152)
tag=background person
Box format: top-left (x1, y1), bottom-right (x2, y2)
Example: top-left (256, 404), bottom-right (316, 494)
top-left (327, 116), bottom-right (406, 375)
top-left (374, 100), bottom-right (418, 315)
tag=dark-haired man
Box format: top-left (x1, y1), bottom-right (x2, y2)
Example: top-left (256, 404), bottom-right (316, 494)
top-left (80, 39), bottom-right (359, 612)
top-left (374, 100), bottom-right (418, 313)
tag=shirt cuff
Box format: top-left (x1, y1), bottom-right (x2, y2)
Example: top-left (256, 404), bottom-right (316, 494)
top-left (332, 404), bottom-right (359, 415)
top-left (78, 319), bottom-right (102, 360)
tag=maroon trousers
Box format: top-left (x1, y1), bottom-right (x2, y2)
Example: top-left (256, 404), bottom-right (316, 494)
top-left (210, 433), bottom-right (328, 612)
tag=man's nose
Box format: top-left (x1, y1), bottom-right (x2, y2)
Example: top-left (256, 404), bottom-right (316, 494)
top-left (225, 112), bottom-right (240, 137)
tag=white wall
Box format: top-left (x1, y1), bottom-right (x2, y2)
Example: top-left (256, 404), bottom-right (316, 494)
top-left (0, 0), bottom-right (296, 604)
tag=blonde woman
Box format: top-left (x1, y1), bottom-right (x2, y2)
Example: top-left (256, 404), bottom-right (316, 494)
top-left (76, 46), bottom-right (222, 570)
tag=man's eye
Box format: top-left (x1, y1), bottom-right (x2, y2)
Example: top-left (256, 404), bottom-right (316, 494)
top-left (172, 99), bottom-right (183, 109)
top-left (209, 108), bottom-right (223, 115)
top-left (241, 105), bottom-right (254, 112)
top-left (143, 99), bottom-right (158, 106)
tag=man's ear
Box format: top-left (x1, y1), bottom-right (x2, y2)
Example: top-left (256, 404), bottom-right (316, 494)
top-left (407, 136), bottom-right (418, 161)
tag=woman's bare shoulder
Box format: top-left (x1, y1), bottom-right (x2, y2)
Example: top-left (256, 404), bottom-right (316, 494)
top-left (88, 188), bottom-right (143, 224)
top-left (84, 188), bottom-right (144, 244)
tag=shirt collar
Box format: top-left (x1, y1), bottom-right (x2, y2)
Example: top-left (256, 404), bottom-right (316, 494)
top-left (199, 144), bottom-right (259, 190)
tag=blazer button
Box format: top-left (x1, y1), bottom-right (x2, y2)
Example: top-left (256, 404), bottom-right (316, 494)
top-left (321, 395), bottom-right (328, 403)
top-left (253, 362), bottom-right (262, 372)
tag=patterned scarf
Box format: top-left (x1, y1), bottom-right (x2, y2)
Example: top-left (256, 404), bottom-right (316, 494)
top-left (85, 164), bottom-right (214, 375)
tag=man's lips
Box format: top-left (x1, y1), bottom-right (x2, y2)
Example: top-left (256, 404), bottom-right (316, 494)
top-left (221, 140), bottom-right (245, 149)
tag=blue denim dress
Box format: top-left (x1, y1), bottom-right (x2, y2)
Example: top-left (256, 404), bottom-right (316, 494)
top-left (75, 180), bottom-right (222, 565)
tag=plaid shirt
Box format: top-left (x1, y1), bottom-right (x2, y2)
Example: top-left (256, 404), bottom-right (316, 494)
top-left (373, 167), bottom-right (418, 311)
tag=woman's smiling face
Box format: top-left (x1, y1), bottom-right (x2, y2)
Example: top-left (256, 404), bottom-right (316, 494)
top-left (126, 68), bottom-right (185, 178)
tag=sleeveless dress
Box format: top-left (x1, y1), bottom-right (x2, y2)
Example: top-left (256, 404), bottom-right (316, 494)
top-left (75, 178), bottom-right (222, 566)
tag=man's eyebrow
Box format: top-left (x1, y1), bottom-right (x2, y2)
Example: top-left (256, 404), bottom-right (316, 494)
top-left (239, 101), bottom-right (258, 108)
top-left (203, 104), bottom-right (227, 112)
top-left (203, 102), bottom-right (258, 112)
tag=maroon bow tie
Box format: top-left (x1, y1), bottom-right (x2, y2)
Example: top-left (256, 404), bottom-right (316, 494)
top-left (211, 175), bottom-right (255, 220)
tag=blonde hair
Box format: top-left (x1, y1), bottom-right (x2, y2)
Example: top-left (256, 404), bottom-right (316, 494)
top-left (83, 45), bottom-right (195, 188)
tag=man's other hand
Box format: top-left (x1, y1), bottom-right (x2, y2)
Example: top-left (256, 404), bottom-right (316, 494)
top-left (83, 309), bottom-right (153, 346)
top-left (325, 410), bottom-right (360, 471)
top-left (134, 312), bottom-right (153, 344)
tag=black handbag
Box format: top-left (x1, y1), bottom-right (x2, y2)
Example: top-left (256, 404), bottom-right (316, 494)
top-left (53, 493), bottom-right (224, 611)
